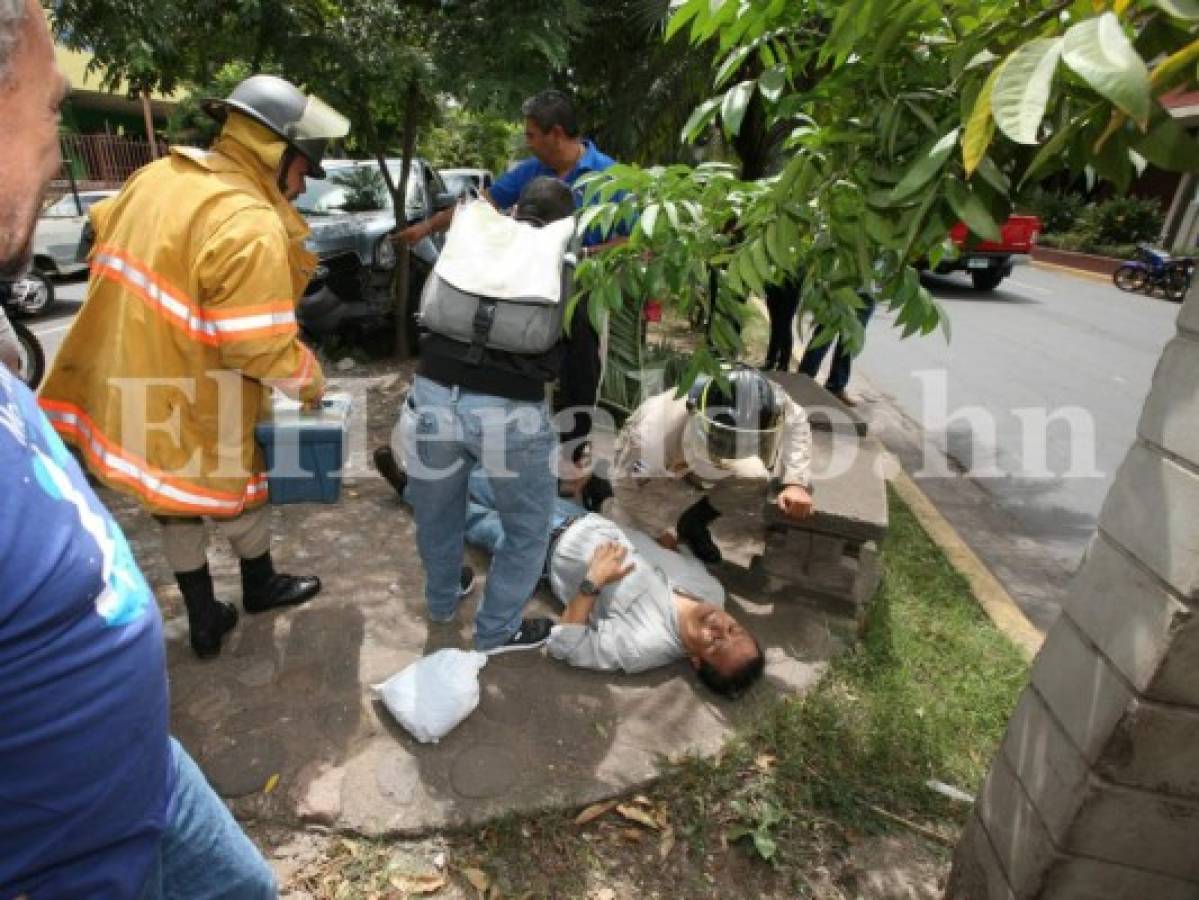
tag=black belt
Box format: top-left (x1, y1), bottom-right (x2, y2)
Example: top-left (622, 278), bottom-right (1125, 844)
top-left (544, 514), bottom-right (583, 576)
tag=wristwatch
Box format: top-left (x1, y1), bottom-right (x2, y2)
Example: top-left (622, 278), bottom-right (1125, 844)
top-left (579, 577), bottom-right (602, 596)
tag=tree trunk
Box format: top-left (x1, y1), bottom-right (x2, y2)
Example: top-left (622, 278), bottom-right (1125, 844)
top-left (392, 77), bottom-right (421, 359)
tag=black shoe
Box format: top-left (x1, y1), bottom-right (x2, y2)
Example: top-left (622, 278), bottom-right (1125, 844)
top-left (459, 565), bottom-right (477, 599)
top-left (240, 552), bottom-right (321, 614)
top-left (175, 565), bottom-right (239, 659)
top-left (373, 445), bottom-right (408, 499)
top-left (486, 617), bottom-right (553, 655)
top-left (677, 497), bottom-right (723, 566)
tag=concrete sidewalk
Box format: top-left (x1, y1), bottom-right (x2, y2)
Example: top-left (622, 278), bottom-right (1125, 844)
top-left (107, 370), bottom-right (849, 835)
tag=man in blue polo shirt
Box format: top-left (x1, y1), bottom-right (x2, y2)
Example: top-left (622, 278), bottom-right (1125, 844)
top-left (399, 90), bottom-right (627, 450)
top-left (1, 3), bottom-right (275, 895)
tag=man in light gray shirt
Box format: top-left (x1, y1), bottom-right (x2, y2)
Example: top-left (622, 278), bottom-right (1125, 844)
top-left (463, 473), bottom-right (765, 698)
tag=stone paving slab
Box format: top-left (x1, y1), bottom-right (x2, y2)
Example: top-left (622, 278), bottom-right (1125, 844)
top-left (104, 373), bottom-right (852, 835)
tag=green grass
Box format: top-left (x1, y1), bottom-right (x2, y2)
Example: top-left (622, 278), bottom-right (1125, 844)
top-left (280, 488), bottom-right (1031, 896)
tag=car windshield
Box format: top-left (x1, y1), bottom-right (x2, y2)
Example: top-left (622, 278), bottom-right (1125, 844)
top-left (294, 163), bottom-right (420, 216)
top-left (41, 193), bottom-right (111, 218)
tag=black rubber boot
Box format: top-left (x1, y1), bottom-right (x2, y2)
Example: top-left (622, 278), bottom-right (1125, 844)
top-left (240, 552), bottom-right (321, 614)
top-left (373, 445), bottom-right (408, 499)
top-left (677, 496), bottom-right (723, 565)
top-left (175, 565), bottom-right (238, 659)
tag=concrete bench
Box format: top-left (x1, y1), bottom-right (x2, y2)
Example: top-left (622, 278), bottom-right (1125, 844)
top-left (756, 373), bottom-right (889, 617)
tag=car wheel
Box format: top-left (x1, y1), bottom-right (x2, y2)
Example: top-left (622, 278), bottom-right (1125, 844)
top-left (970, 269), bottom-right (1004, 291)
top-left (14, 271), bottom-right (55, 316)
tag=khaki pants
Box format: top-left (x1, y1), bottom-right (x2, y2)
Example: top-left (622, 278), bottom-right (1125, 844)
top-left (158, 505), bottom-right (272, 573)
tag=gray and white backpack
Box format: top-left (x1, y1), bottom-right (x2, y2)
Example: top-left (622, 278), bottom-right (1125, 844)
top-left (418, 199), bottom-right (577, 361)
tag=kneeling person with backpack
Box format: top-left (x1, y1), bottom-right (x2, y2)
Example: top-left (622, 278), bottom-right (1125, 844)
top-left (398, 177), bottom-right (576, 653)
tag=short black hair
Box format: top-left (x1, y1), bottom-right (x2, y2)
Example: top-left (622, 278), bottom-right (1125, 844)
top-left (696, 637), bottom-right (766, 700)
top-left (515, 176), bottom-right (575, 226)
top-left (521, 89), bottom-right (580, 139)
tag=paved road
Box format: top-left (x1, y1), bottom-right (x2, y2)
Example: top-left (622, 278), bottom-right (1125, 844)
top-left (843, 263), bottom-right (1181, 630)
top-left (28, 274), bottom-right (86, 369)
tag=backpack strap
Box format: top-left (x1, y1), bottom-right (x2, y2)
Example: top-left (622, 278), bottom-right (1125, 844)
top-left (465, 298), bottom-right (498, 365)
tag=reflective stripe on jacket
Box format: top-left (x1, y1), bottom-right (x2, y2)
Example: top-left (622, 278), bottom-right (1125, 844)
top-left (39, 115), bottom-right (324, 516)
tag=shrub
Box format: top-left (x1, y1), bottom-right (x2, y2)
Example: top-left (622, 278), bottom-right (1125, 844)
top-left (1078, 195), bottom-right (1162, 246)
top-left (1022, 188), bottom-right (1084, 235)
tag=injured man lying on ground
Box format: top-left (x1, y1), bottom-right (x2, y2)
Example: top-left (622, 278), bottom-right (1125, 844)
top-left (462, 470), bottom-right (766, 699)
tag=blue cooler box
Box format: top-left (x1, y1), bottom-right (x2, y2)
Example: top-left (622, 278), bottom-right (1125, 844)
top-left (255, 393), bottom-right (351, 504)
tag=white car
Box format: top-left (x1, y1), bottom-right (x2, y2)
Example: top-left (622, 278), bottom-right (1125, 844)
top-left (32, 190), bottom-right (119, 277)
top-left (440, 167), bottom-right (494, 200)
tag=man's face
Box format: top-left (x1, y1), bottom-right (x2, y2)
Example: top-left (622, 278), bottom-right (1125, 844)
top-left (685, 605), bottom-right (759, 676)
top-left (0, 1), bottom-right (68, 276)
top-left (523, 118), bottom-right (560, 167)
top-left (282, 153), bottom-right (312, 202)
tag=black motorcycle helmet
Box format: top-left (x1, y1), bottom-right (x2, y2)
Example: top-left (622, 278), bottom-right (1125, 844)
top-left (201, 75), bottom-right (349, 179)
top-left (686, 365), bottom-right (785, 468)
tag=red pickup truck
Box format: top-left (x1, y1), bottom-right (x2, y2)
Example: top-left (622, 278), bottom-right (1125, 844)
top-left (924, 215), bottom-right (1041, 291)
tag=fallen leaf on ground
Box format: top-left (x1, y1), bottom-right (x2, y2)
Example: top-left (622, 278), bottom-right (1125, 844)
top-left (574, 800), bottom-right (619, 826)
top-left (659, 827), bottom-right (676, 861)
top-left (389, 872), bottom-right (446, 894)
top-left (461, 867), bottom-right (490, 894)
top-left (754, 754), bottom-right (778, 773)
top-left (263, 773), bottom-right (280, 794)
top-left (616, 803), bottom-right (660, 830)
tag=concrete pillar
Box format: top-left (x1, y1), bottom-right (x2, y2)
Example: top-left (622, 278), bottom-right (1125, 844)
top-left (947, 287), bottom-right (1199, 898)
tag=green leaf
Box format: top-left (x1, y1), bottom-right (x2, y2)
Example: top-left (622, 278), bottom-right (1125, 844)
top-left (1133, 107), bottom-right (1199, 171)
top-left (758, 65), bottom-right (787, 102)
top-left (991, 37), bottom-right (1063, 145)
top-left (1153, 0), bottom-right (1199, 19)
top-left (945, 178), bottom-right (1002, 242)
top-left (891, 128), bottom-right (959, 202)
top-left (752, 831), bottom-right (777, 861)
top-left (964, 48), bottom-right (998, 71)
top-left (715, 45), bottom-right (752, 89)
top-left (639, 204), bottom-right (660, 239)
top-left (681, 98), bottom-right (722, 144)
top-left (665, 0), bottom-right (706, 42)
top-left (1017, 103), bottom-right (1102, 189)
top-left (721, 81), bottom-right (756, 138)
top-left (975, 156), bottom-right (1011, 194)
top-left (963, 66), bottom-right (999, 176)
top-left (1062, 12), bottom-right (1151, 128)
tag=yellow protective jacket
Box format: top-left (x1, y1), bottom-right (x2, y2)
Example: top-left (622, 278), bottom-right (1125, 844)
top-left (39, 116), bottom-right (324, 517)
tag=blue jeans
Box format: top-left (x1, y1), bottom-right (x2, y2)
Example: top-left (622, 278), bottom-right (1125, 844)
top-left (464, 468), bottom-right (584, 556)
top-left (798, 296), bottom-right (876, 392)
top-left (399, 376), bottom-right (557, 649)
top-left (139, 739), bottom-right (275, 900)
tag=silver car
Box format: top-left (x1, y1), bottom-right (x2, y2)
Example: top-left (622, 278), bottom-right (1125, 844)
top-left (32, 190), bottom-right (119, 277)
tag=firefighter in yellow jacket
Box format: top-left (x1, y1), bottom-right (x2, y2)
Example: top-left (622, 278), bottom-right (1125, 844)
top-left (40, 75), bottom-right (349, 659)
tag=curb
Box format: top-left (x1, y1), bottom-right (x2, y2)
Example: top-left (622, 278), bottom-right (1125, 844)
top-left (887, 465), bottom-right (1044, 662)
top-left (1028, 258), bottom-right (1114, 285)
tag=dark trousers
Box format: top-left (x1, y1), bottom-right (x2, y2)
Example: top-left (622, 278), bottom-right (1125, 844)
top-left (556, 298), bottom-right (602, 447)
top-left (798, 297), bottom-right (876, 392)
top-left (764, 280), bottom-right (801, 370)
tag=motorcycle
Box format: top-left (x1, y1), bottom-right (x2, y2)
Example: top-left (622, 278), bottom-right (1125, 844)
top-left (0, 273), bottom-right (48, 389)
top-left (1112, 244), bottom-right (1195, 302)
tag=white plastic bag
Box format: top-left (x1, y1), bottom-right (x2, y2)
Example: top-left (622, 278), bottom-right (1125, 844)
top-left (372, 648), bottom-right (488, 744)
